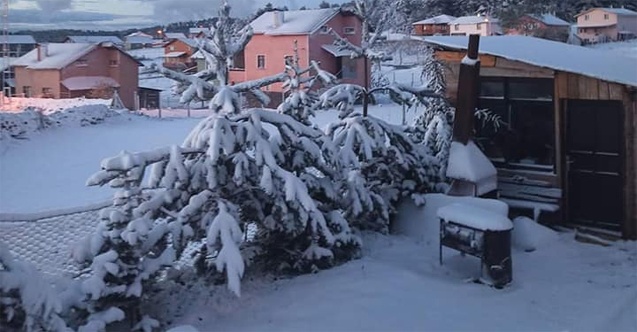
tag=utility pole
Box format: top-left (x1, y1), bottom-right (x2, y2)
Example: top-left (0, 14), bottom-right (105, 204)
top-left (1, 0), bottom-right (10, 106)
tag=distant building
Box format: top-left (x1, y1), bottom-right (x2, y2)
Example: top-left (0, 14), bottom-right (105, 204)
top-left (163, 38), bottom-right (198, 71)
top-left (5, 35), bottom-right (37, 57)
top-left (65, 35), bottom-right (124, 46)
top-left (163, 32), bottom-right (188, 40)
top-left (412, 15), bottom-right (456, 36)
top-left (229, 8), bottom-right (366, 103)
top-left (508, 14), bottom-right (571, 42)
top-left (12, 43), bottom-right (141, 109)
top-left (189, 27), bottom-right (211, 38)
top-left (448, 15), bottom-right (502, 36)
top-left (125, 32), bottom-right (155, 50)
top-left (575, 7), bottom-right (637, 43)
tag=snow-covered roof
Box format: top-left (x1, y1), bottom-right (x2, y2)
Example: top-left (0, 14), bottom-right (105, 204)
top-left (164, 51), bottom-right (187, 58)
top-left (6, 35), bottom-right (36, 44)
top-left (189, 27), bottom-right (210, 34)
top-left (449, 15), bottom-right (499, 25)
top-left (321, 44), bottom-right (352, 57)
top-left (61, 76), bottom-right (119, 91)
top-left (12, 43), bottom-right (97, 70)
top-left (413, 15), bottom-right (457, 25)
top-left (446, 140), bottom-right (497, 183)
top-left (424, 35), bottom-right (637, 87)
top-left (66, 36), bottom-right (123, 44)
top-left (250, 8), bottom-right (339, 35)
top-left (126, 36), bottom-right (154, 44)
top-left (576, 7), bottom-right (637, 17)
top-left (165, 37), bottom-right (198, 48)
top-left (126, 31), bottom-right (153, 38)
top-left (190, 50), bottom-right (205, 59)
top-left (525, 14), bottom-right (570, 26)
top-left (164, 32), bottom-right (187, 39)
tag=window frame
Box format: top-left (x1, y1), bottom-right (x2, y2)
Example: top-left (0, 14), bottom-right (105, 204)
top-left (476, 23), bottom-right (482, 30)
top-left (256, 54), bottom-right (266, 69)
top-left (343, 26), bottom-right (356, 35)
top-left (476, 77), bottom-right (556, 173)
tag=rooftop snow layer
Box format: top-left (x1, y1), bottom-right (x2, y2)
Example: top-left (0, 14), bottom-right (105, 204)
top-left (6, 35), bottom-right (36, 44)
top-left (250, 8), bottom-right (339, 35)
top-left (413, 15), bottom-right (457, 25)
top-left (526, 14), bottom-right (570, 26)
top-left (449, 15), bottom-right (499, 25)
top-left (576, 7), bottom-right (637, 16)
top-left (12, 43), bottom-right (97, 70)
top-left (424, 35), bottom-right (637, 87)
top-left (66, 36), bottom-right (123, 44)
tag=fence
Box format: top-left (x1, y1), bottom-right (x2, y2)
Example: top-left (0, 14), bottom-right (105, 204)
top-left (0, 201), bottom-right (110, 277)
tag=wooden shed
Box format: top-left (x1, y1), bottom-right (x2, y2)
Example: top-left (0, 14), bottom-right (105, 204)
top-left (425, 35), bottom-right (637, 239)
top-left (138, 86), bottom-right (162, 110)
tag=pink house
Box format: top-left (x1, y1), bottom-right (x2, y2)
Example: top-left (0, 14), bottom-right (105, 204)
top-left (13, 42), bottom-right (141, 109)
top-left (229, 8), bottom-right (367, 99)
top-left (576, 7), bottom-right (637, 43)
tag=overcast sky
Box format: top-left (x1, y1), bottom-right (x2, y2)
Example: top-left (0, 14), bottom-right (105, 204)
top-left (9, 0), bottom-right (350, 31)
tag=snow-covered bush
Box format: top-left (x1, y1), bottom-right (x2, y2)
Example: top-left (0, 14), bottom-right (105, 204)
top-left (0, 242), bottom-right (71, 331)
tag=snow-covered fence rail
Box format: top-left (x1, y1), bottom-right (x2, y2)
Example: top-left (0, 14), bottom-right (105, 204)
top-left (0, 201), bottom-right (110, 277)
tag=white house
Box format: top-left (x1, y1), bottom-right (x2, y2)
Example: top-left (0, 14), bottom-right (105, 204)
top-left (449, 15), bottom-right (502, 36)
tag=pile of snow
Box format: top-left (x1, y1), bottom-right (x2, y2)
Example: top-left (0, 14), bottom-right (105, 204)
top-left (511, 216), bottom-right (560, 251)
top-left (0, 104), bottom-right (121, 140)
top-left (0, 97), bottom-right (112, 113)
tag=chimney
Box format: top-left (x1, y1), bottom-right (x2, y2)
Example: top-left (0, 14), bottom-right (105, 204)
top-left (36, 43), bottom-right (48, 61)
top-left (273, 10), bottom-right (284, 27)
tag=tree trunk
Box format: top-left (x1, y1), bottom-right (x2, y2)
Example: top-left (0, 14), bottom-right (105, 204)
top-left (363, 56), bottom-right (369, 117)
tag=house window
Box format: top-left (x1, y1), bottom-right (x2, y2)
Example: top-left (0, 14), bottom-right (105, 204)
top-left (319, 25), bottom-right (330, 34)
top-left (42, 87), bottom-right (52, 97)
top-left (284, 55), bottom-right (294, 66)
top-left (109, 59), bottom-right (118, 67)
top-left (476, 23), bottom-right (482, 30)
top-left (257, 55), bottom-right (266, 69)
top-left (76, 58), bottom-right (88, 66)
top-left (476, 77), bottom-right (555, 171)
top-left (604, 13), bottom-right (609, 20)
top-left (23, 86), bottom-right (31, 97)
top-left (343, 27), bottom-right (356, 35)
top-left (170, 45), bottom-right (175, 51)
top-left (454, 24), bottom-right (460, 31)
top-left (584, 14), bottom-right (589, 20)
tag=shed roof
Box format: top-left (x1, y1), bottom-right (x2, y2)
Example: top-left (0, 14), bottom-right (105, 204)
top-left (13, 43), bottom-right (97, 69)
top-left (6, 35), bottom-right (36, 44)
top-left (424, 35), bottom-right (637, 87)
top-left (525, 14), bottom-right (570, 26)
top-left (413, 15), bottom-right (457, 25)
top-left (66, 36), bottom-right (123, 44)
top-left (250, 8), bottom-right (339, 35)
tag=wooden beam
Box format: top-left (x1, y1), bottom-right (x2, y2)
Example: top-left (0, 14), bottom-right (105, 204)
top-left (609, 83), bottom-right (624, 100)
top-left (598, 80), bottom-right (610, 100)
top-left (622, 89), bottom-right (636, 239)
top-left (494, 58), bottom-right (553, 76)
top-left (481, 66), bottom-right (553, 78)
top-left (566, 73), bottom-right (579, 99)
top-left (435, 51), bottom-right (495, 67)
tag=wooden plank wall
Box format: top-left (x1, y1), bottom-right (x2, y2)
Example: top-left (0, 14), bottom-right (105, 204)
top-left (555, 72), bottom-right (636, 238)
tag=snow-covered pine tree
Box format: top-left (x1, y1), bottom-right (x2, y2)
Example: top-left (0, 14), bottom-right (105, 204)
top-left (0, 242), bottom-right (71, 332)
top-left (412, 46), bottom-right (454, 189)
top-left (73, 149), bottom-right (183, 332)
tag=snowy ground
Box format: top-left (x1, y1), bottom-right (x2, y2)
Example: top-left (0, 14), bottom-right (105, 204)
top-left (155, 199), bottom-right (637, 332)
top-left (0, 97), bottom-right (112, 113)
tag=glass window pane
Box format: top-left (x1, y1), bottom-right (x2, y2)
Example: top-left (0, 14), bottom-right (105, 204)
top-left (509, 79), bottom-right (553, 100)
top-left (479, 80), bottom-right (504, 97)
top-left (509, 100), bottom-right (555, 166)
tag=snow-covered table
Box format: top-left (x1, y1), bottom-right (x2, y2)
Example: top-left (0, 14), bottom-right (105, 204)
top-left (437, 203), bottom-right (514, 287)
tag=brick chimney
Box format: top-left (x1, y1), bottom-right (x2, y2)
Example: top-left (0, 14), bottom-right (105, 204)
top-left (273, 10), bottom-right (285, 27)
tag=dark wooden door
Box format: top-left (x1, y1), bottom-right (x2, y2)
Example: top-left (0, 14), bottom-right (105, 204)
top-left (565, 100), bottom-right (624, 229)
